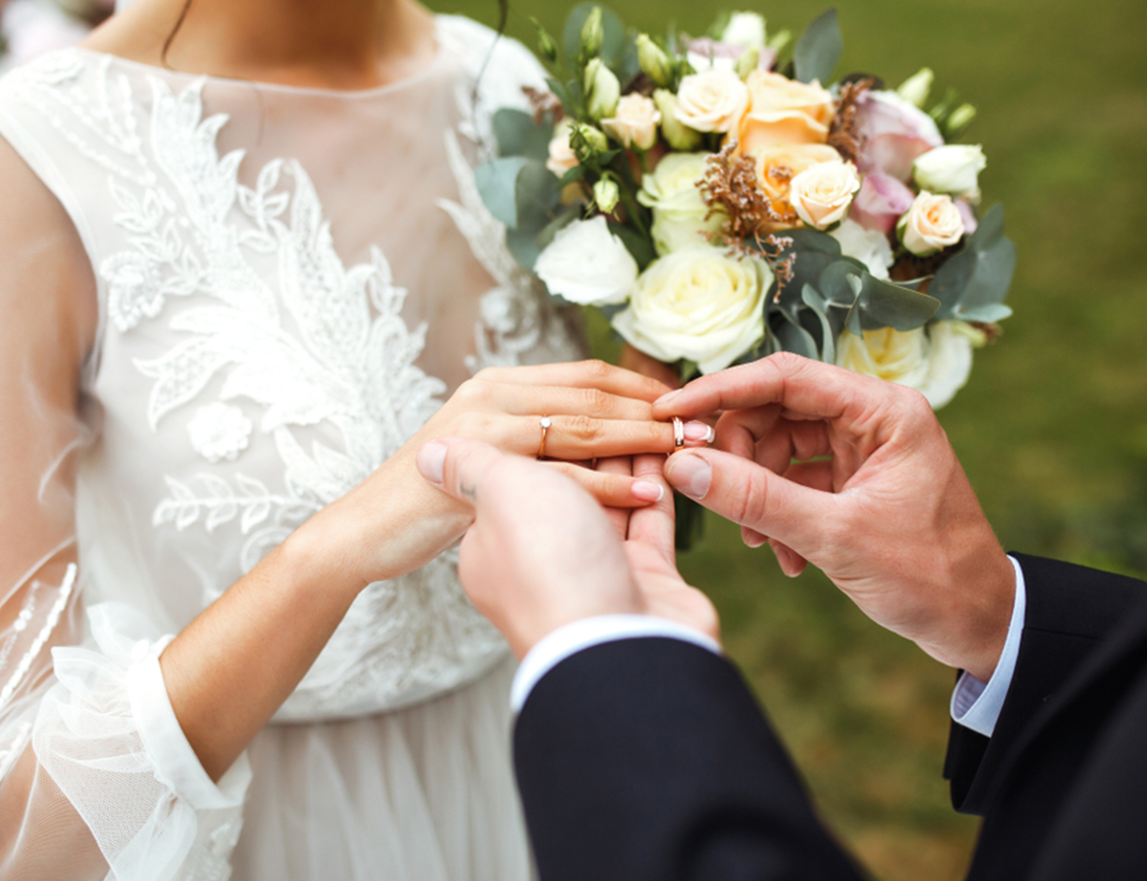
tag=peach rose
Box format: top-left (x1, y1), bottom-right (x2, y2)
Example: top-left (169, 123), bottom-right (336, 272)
top-left (754, 143), bottom-right (842, 223)
top-left (789, 160), bottom-right (861, 230)
top-left (898, 191), bottom-right (965, 256)
top-left (603, 94), bottom-right (662, 151)
top-left (546, 120), bottom-right (579, 177)
top-left (737, 70), bottom-right (835, 154)
top-left (674, 69), bottom-right (750, 134)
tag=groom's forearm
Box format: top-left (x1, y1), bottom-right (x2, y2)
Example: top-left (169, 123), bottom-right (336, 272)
top-left (513, 637), bottom-right (863, 881)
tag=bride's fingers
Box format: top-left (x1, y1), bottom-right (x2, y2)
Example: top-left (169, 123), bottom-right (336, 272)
top-left (543, 460), bottom-right (662, 509)
top-left (480, 383), bottom-right (658, 422)
top-left (475, 360), bottom-right (672, 403)
top-left (487, 415), bottom-right (713, 460)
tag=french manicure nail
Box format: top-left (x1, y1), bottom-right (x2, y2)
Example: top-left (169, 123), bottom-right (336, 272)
top-left (666, 454), bottom-right (711, 500)
top-left (654, 388), bottom-right (683, 406)
top-left (631, 481), bottom-right (664, 502)
top-left (683, 421), bottom-right (715, 444)
top-left (416, 441), bottom-right (447, 486)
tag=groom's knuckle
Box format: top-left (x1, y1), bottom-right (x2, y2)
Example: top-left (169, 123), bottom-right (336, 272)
top-left (731, 469), bottom-right (770, 528)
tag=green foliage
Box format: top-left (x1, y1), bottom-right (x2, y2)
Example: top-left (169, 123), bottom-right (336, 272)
top-left (930, 205), bottom-right (1016, 323)
top-left (793, 8), bottom-right (843, 85)
top-left (492, 109), bottom-right (552, 161)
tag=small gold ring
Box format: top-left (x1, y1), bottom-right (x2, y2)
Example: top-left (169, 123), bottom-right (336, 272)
top-left (537, 416), bottom-right (553, 460)
top-left (672, 416), bottom-right (685, 452)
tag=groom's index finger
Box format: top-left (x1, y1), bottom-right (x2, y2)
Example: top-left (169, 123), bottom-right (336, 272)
top-left (652, 353), bottom-right (887, 425)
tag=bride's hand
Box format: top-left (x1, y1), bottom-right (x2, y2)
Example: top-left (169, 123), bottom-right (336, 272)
top-left (302, 360), bottom-right (714, 589)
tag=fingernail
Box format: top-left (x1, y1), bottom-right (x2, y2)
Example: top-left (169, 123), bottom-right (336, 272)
top-left (631, 481), bottom-right (664, 502)
top-left (416, 441), bottom-right (447, 486)
top-left (654, 388), bottom-right (683, 406)
top-left (666, 454), bottom-right (711, 500)
top-left (683, 421), bottom-right (715, 444)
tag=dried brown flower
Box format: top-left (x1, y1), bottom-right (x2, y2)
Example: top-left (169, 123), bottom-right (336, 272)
top-left (523, 86), bottom-right (565, 125)
top-left (827, 78), bottom-right (872, 166)
top-left (699, 142), bottom-right (798, 248)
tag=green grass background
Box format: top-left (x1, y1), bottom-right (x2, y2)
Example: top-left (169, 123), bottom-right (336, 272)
top-left (437, 0), bottom-right (1147, 876)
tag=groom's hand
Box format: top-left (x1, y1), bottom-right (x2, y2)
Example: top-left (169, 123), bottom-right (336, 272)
top-left (653, 353), bottom-right (1013, 682)
top-left (416, 438), bottom-right (717, 658)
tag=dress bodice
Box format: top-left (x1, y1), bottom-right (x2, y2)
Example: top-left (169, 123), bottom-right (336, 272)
top-left (0, 15), bottom-right (583, 720)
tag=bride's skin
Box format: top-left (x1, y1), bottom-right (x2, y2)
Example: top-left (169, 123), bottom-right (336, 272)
top-left (32, 0), bottom-right (700, 783)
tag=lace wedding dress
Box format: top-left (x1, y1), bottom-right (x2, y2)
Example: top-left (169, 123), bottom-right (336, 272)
top-left (0, 15), bottom-right (582, 881)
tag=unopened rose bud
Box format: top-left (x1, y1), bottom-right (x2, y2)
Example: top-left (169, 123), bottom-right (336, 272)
top-left (946, 103), bottom-right (977, 136)
top-left (584, 58), bottom-right (620, 122)
top-left (580, 7), bottom-right (604, 59)
top-left (532, 19), bottom-right (559, 65)
top-left (897, 68), bottom-right (934, 108)
top-left (571, 123), bottom-right (609, 163)
top-left (652, 89), bottom-right (703, 151)
top-left (734, 47), bottom-right (760, 80)
top-left (593, 178), bottom-right (621, 214)
top-left (636, 34), bottom-right (673, 87)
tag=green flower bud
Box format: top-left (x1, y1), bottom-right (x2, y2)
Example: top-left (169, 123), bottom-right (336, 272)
top-left (571, 123), bottom-right (609, 163)
top-left (532, 18), bottom-right (559, 65)
top-left (580, 7), bottom-right (604, 59)
top-left (734, 47), bottom-right (760, 80)
top-left (593, 178), bottom-right (621, 215)
top-left (584, 58), bottom-right (620, 122)
top-left (946, 103), bottom-right (977, 136)
top-left (636, 34), bottom-right (673, 88)
top-left (652, 89), bottom-right (703, 152)
top-left (897, 67), bottom-right (934, 109)
top-left (766, 29), bottom-right (792, 53)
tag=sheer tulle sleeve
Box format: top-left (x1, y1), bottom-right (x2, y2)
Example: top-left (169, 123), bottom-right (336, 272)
top-left (0, 134), bottom-right (249, 881)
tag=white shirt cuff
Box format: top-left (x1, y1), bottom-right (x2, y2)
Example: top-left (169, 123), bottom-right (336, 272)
top-left (950, 555), bottom-right (1027, 737)
top-left (510, 615), bottom-right (722, 714)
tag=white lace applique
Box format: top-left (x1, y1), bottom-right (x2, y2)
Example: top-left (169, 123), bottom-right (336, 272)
top-left (436, 17), bottom-right (585, 373)
top-left (187, 402), bottom-right (252, 463)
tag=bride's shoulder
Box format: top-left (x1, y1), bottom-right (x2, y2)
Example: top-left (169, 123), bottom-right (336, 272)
top-left (435, 14), bottom-right (547, 104)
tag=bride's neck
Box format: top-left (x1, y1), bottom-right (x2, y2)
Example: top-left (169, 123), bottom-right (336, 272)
top-left (82, 0), bottom-right (438, 91)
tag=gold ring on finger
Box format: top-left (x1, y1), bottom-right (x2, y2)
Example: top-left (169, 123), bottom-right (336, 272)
top-left (672, 416), bottom-right (685, 452)
top-left (537, 416), bottom-right (552, 460)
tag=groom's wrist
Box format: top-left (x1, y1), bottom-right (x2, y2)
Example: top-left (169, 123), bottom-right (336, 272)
top-left (510, 615), bottom-right (722, 714)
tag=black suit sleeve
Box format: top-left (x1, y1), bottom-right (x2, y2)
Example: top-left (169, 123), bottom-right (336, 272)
top-left (513, 637), bottom-right (864, 881)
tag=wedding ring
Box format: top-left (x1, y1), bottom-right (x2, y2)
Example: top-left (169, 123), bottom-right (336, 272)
top-left (537, 416), bottom-right (552, 460)
top-left (672, 416), bottom-right (685, 452)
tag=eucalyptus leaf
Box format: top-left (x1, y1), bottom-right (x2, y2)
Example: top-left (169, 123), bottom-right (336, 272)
top-left (514, 159), bottom-right (562, 233)
top-left (545, 77), bottom-right (574, 113)
top-left (474, 156), bottom-right (530, 228)
top-left (953, 303), bottom-right (1013, 323)
top-left (801, 286), bottom-right (837, 363)
top-left (558, 165), bottom-right (585, 187)
top-left (859, 274), bottom-right (941, 331)
top-left (608, 221), bottom-right (657, 271)
top-left (536, 208), bottom-right (579, 253)
top-left (793, 8), bottom-right (842, 85)
top-left (775, 316), bottom-right (820, 360)
top-left (506, 227), bottom-right (542, 269)
top-left (930, 205), bottom-right (1016, 320)
top-left (786, 227), bottom-right (843, 255)
top-left (817, 258), bottom-right (875, 304)
top-left (493, 108), bottom-right (553, 160)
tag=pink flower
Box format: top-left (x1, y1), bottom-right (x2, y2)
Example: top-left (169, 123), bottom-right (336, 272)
top-left (955, 199), bottom-right (978, 236)
top-left (856, 90), bottom-right (944, 183)
top-left (685, 37), bottom-right (775, 74)
top-left (849, 171), bottom-right (916, 234)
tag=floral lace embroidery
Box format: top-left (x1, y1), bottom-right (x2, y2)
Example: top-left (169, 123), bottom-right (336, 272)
top-left (187, 402), bottom-right (252, 463)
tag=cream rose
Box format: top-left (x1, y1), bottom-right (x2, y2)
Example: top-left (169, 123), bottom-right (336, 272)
top-left (913, 145), bottom-right (987, 199)
top-left (546, 120), bottom-right (579, 177)
top-left (638, 152), bottom-right (726, 254)
top-left (602, 94), bottom-right (662, 151)
top-left (836, 321), bottom-right (987, 409)
top-left (789, 160), bottom-right (860, 229)
top-left (721, 12), bottom-right (768, 50)
top-left (754, 143), bottom-right (842, 224)
top-left (674, 69), bottom-right (750, 134)
top-left (898, 191), bottom-right (965, 256)
top-left (737, 70), bottom-right (835, 153)
top-left (611, 245), bottom-right (769, 373)
top-left (535, 216), bottom-right (637, 306)
top-left (829, 218), bottom-right (895, 279)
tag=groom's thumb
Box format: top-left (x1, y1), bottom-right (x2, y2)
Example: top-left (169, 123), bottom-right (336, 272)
top-left (664, 448), bottom-right (837, 554)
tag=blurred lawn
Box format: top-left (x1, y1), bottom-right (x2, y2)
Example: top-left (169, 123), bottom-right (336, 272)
top-left (437, 0), bottom-right (1147, 877)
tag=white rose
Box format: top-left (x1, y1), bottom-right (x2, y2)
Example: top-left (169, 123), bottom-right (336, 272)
top-left (602, 94), bottom-right (662, 151)
top-left (836, 321), bottom-right (987, 409)
top-left (829, 218), bottom-right (895, 280)
top-left (721, 12), bottom-right (767, 50)
top-left (638, 152), bottom-right (725, 254)
top-left (535, 216), bottom-right (637, 306)
top-left (913, 145), bottom-right (987, 199)
top-left (898, 191), bottom-right (965, 256)
top-left (545, 120), bottom-right (579, 177)
top-left (611, 245), bottom-right (769, 373)
top-left (674, 70), bottom-right (750, 134)
top-left (789, 160), bottom-right (860, 229)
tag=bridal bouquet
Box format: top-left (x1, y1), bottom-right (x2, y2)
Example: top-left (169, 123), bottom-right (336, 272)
top-left (477, 5), bottom-right (1016, 409)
